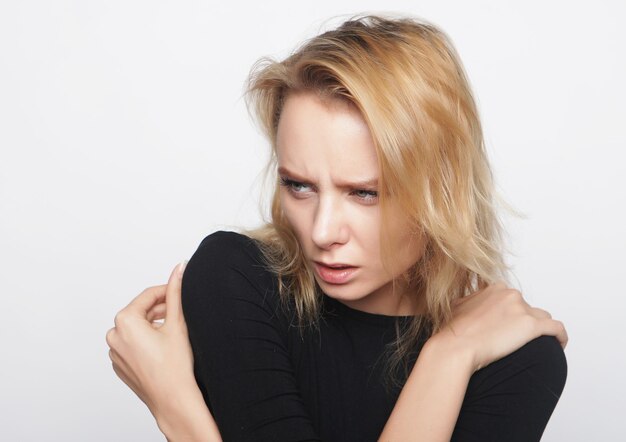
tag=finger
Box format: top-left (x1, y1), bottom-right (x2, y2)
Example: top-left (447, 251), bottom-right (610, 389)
top-left (147, 302), bottom-right (167, 322)
top-left (151, 320), bottom-right (165, 329)
top-left (109, 348), bottom-right (131, 377)
top-left (529, 307), bottom-right (552, 320)
top-left (111, 360), bottom-right (139, 395)
top-left (556, 322), bottom-right (569, 349)
top-left (105, 327), bottom-right (117, 347)
top-left (109, 348), bottom-right (134, 382)
top-left (109, 348), bottom-right (128, 367)
top-left (124, 285), bottom-right (168, 319)
top-left (541, 318), bottom-right (568, 349)
top-left (165, 261), bottom-right (187, 323)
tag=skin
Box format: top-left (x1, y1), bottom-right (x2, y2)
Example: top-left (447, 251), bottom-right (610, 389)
top-left (106, 91), bottom-right (569, 442)
top-left (276, 91), bottom-right (426, 316)
top-left (106, 263), bottom-right (221, 441)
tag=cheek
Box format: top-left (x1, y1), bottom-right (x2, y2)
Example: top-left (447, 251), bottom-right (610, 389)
top-left (280, 195), bottom-right (311, 239)
top-left (350, 207), bottom-right (382, 252)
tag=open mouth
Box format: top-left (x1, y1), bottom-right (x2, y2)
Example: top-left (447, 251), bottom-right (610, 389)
top-left (314, 262), bottom-right (358, 284)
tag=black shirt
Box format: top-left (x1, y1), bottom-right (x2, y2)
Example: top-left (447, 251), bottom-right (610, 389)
top-left (181, 230), bottom-right (567, 441)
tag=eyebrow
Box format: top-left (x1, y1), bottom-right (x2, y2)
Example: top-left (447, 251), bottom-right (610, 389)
top-left (278, 166), bottom-right (379, 189)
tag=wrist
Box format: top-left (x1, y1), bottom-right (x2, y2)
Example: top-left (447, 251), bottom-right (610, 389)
top-left (425, 328), bottom-right (477, 375)
top-left (380, 327), bottom-right (476, 440)
top-left (153, 384), bottom-right (220, 442)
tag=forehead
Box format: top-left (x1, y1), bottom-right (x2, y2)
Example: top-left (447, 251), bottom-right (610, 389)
top-left (275, 92), bottom-right (379, 177)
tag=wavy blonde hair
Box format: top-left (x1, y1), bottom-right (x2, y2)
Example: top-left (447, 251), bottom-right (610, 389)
top-left (241, 13), bottom-right (516, 389)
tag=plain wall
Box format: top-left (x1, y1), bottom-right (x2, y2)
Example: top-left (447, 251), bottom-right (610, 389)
top-left (1, 0), bottom-right (624, 440)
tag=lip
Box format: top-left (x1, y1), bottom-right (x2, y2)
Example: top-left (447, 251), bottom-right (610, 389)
top-left (317, 261), bottom-right (354, 268)
top-left (313, 261), bottom-right (359, 284)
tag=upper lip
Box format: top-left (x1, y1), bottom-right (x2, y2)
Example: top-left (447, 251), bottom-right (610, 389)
top-left (315, 261), bottom-right (356, 268)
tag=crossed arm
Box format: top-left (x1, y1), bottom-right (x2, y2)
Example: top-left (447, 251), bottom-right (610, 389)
top-left (107, 231), bottom-right (568, 441)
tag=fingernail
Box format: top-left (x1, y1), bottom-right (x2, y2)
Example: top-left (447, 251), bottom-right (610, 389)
top-left (177, 260), bottom-right (188, 278)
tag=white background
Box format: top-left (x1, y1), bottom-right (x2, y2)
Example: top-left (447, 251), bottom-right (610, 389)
top-left (1, 1), bottom-right (624, 440)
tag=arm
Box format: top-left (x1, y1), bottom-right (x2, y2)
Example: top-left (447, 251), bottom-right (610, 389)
top-left (180, 231), bottom-right (320, 441)
top-left (451, 335), bottom-right (567, 441)
top-left (106, 263), bottom-right (222, 442)
top-left (170, 250), bottom-right (566, 441)
top-left (109, 231), bottom-right (318, 441)
top-left (379, 333), bottom-right (475, 441)
top-left (163, 232), bottom-right (470, 441)
top-left (154, 383), bottom-right (222, 442)
top-left (163, 250), bottom-right (567, 441)
top-left (379, 284), bottom-right (568, 441)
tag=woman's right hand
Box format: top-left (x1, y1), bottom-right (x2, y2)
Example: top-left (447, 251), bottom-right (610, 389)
top-left (433, 281), bottom-right (568, 373)
top-left (106, 263), bottom-right (222, 441)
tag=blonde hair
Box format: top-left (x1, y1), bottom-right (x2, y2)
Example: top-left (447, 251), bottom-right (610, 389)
top-left (240, 13), bottom-right (515, 389)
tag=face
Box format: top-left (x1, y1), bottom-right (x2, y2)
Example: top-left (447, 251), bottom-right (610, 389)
top-left (276, 91), bottom-right (427, 316)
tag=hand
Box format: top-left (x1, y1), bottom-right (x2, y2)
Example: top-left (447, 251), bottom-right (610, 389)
top-left (433, 281), bottom-right (568, 372)
top-left (106, 261), bottom-right (219, 440)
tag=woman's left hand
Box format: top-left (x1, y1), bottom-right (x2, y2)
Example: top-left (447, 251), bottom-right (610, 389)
top-left (106, 261), bottom-right (197, 419)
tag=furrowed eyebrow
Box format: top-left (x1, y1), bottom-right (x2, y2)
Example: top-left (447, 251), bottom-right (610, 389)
top-left (277, 166), bottom-right (378, 188)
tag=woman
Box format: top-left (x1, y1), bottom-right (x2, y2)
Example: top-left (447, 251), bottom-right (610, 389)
top-left (106, 14), bottom-right (568, 441)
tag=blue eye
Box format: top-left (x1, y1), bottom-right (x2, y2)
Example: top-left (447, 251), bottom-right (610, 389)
top-left (279, 176), bottom-right (378, 205)
top-left (279, 177), bottom-right (312, 194)
top-left (352, 189), bottom-right (378, 203)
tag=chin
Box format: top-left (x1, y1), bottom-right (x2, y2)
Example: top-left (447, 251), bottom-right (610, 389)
top-left (316, 278), bottom-right (366, 301)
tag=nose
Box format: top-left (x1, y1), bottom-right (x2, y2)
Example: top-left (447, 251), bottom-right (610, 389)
top-left (311, 193), bottom-right (349, 250)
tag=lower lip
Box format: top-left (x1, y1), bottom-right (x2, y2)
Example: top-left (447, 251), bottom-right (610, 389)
top-left (314, 262), bottom-right (359, 284)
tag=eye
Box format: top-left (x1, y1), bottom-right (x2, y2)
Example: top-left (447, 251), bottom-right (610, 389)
top-left (352, 189), bottom-right (378, 204)
top-left (279, 177), bottom-right (313, 196)
top-left (279, 176), bottom-right (378, 204)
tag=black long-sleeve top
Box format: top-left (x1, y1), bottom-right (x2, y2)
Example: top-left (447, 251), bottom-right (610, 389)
top-left (181, 230), bottom-right (567, 441)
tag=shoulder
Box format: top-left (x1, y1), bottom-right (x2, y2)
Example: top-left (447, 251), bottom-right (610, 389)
top-left (453, 336), bottom-right (567, 441)
top-left (470, 334), bottom-right (568, 401)
top-left (194, 230), bottom-right (263, 265)
top-left (187, 230), bottom-right (270, 282)
top-left (182, 230), bottom-right (283, 317)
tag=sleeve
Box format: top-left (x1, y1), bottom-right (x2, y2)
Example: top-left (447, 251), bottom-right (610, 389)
top-left (451, 335), bottom-right (568, 442)
top-left (181, 231), bottom-right (320, 442)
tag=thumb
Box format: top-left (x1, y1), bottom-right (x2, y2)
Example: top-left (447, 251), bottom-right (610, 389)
top-left (165, 260), bottom-right (187, 323)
